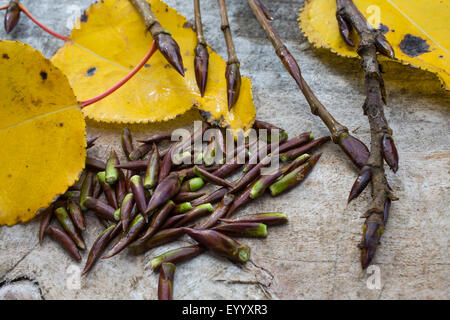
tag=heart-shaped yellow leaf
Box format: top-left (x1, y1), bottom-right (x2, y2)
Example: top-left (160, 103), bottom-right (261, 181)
top-left (0, 41), bottom-right (86, 226)
top-left (51, 0), bottom-right (255, 135)
top-left (299, 0), bottom-right (449, 89)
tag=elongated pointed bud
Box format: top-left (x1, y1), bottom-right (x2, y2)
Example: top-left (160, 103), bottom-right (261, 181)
top-left (120, 193), bottom-right (134, 231)
top-left (279, 136), bottom-right (329, 162)
top-left (158, 262), bottom-right (176, 300)
top-left (197, 194), bottom-right (235, 229)
top-left (144, 143), bottom-right (160, 189)
top-left (173, 191), bottom-right (206, 203)
top-left (253, 120), bottom-right (288, 142)
top-left (103, 214), bottom-right (146, 258)
top-left (68, 200), bottom-right (86, 231)
top-left (105, 151), bottom-right (119, 184)
top-left (97, 171), bottom-right (118, 209)
top-left (39, 206), bottom-right (53, 245)
top-left (151, 245), bottom-right (205, 271)
top-left (4, 1), bottom-right (20, 34)
top-left (212, 222), bottom-right (267, 238)
top-left (173, 203), bottom-right (214, 228)
top-left (54, 207), bottom-right (86, 250)
top-left (338, 133), bottom-right (370, 169)
top-left (226, 182), bottom-right (255, 218)
top-left (84, 197), bottom-right (116, 221)
top-left (129, 143), bottom-right (153, 161)
top-left (193, 165), bottom-right (233, 188)
top-left (80, 172), bottom-right (94, 210)
top-left (146, 173), bottom-right (182, 214)
top-left (382, 134), bottom-right (399, 172)
top-left (348, 168), bottom-right (371, 203)
top-left (46, 226), bottom-right (81, 262)
top-left (115, 160), bottom-right (148, 171)
top-left (85, 157), bottom-right (106, 171)
top-left (137, 132), bottom-right (172, 144)
top-left (159, 143), bottom-right (176, 182)
top-left (194, 43), bottom-right (209, 96)
top-left (129, 228), bottom-right (185, 255)
top-left (155, 32), bottom-right (185, 76)
top-left (130, 175), bottom-right (147, 215)
top-left (183, 228), bottom-right (250, 263)
top-left (360, 221), bottom-right (384, 269)
top-left (250, 154), bottom-right (310, 199)
top-left (191, 186), bottom-right (229, 207)
top-left (121, 128), bottom-right (134, 159)
top-left (116, 169), bottom-right (127, 204)
top-left (82, 225), bottom-right (116, 275)
top-left (135, 201), bottom-right (175, 245)
top-left (219, 212), bottom-right (288, 226)
top-left (336, 13), bottom-right (354, 47)
top-left (269, 153), bottom-right (322, 196)
top-left (225, 62), bottom-right (241, 110)
top-left (375, 34), bottom-right (395, 59)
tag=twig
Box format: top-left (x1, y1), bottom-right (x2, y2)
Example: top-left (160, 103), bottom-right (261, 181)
top-left (130, 0), bottom-right (185, 76)
top-left (336, 0), bottom-right (398, 269)
top-left (217, 0), bottom-right (241, 110)
top-left (247, 0), bottom-right (369, 169)
top-left (194, 0), bottom-right (209, 96)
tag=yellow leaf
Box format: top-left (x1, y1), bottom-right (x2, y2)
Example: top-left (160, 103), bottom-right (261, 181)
top-left (0, 41), bottom-right (86, 226)
top-left (299, 0), bottom-right (450, 89)
top-left (51, 0), bottom-right (255, 135)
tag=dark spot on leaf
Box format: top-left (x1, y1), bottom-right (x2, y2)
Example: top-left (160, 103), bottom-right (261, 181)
top-left (8, 174), bottom-right (12, 178)
top-left (164, 64), bottom-right (171, 69)
top-left (399, 34), bottom-right (430, 57)
top-left (183, 22), bottom-right (193, 29)
top-left (2, 53), bottom-right (9, 59)
top-left (40, 71), bottom-right (47, 80)
top-left (165, 7), bottom-right (168, 12)
top-left (59, 122), bottom-right (64, 127)
top-left (144, 64), bottom-right (150, 68)
top-left (80, 11), bottom-right (88, 22)
top-left (86, 67), bottom-right (97, 77)
top-left (27, 208), bottom-right (30, 212)
top-left (439, 55), bottom-right (443, 58)
top-left (184, 68), bottom-right (188, 72)
top-left (379, 24), bottom-right (389, 34)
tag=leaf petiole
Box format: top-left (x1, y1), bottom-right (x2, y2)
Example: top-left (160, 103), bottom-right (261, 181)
top-left (79, 41), bottom-right (157, 108)
top-left (18, 3), bottom-right (68, 41)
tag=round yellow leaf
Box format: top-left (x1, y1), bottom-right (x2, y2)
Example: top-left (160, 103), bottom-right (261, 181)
top-left (299, 0), bottom-right (450, 89)
top-left (0, 41), bottom-right (86, 226)
top-left (51, 0), bottom-right (255, 136)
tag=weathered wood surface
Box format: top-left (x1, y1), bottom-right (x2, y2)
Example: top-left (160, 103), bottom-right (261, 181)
top-left (0, 0), bottom-right (449, 299)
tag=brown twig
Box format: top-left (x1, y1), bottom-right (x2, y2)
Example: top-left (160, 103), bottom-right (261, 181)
top-left (130, 0), bottom-right (185, 76)
top-left (336, 0), bottom-right (398, 269)
top-left (247, 0), bottom-right (369, 169)
top-left (218, 0), bottom-right (241, 110)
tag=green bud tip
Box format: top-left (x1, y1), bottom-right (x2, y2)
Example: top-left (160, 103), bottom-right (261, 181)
top-left (189, 177), bottom-right (204, 191)
top-left (123, 193), bottom-right (133, 202)
top-left (294, 153), bottom-right (310, 162)
top-left (249, 223), bottom-right (267, 237)
top-left (130, 175), bottom-right (141, 185)
top-left (114, 209), bottom-right (121, 221)
top-left (179, 202), bottom-right (192, 213)
top-left (55, 207), bottom-right (68, 216)
top-left (97, 171), bottom-right (106, 182)
top-left (280, 154), bottom-right (289, 162)
top-left (309, 132), bottom-right (314, 140)
top-left (198, 203), bottom-right (214, 212)
top-left (238, 247), bottom-right (251, 263)
top-left (249, 181), bottom-right (264, 199)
